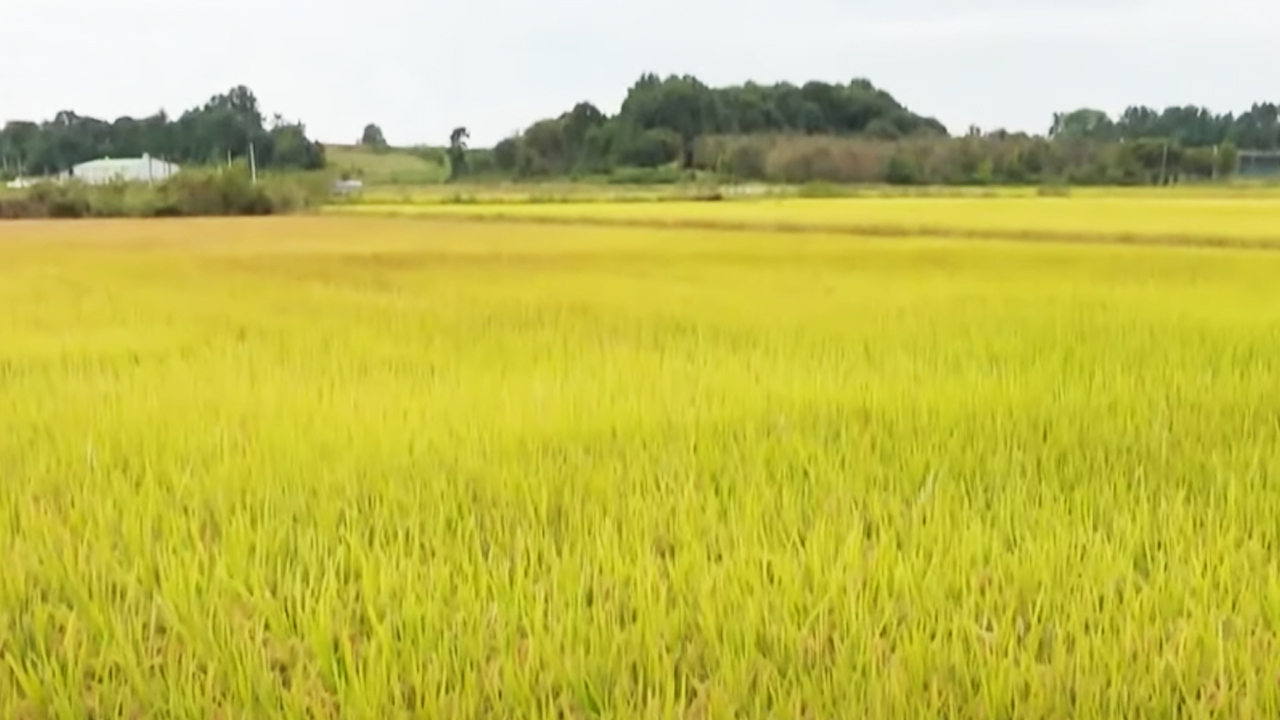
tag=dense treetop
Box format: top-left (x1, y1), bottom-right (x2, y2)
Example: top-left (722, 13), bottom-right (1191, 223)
top-left (1050, 104), bottom-right (1280, 149)
top-left (360, 124), bottom-right (388, 150)
top-left (492, 74), bottom-right (948, 176)
top-left (0, 86), bottom-right (326, 176)
top-left (486, 74), bottom-right (1279, 180)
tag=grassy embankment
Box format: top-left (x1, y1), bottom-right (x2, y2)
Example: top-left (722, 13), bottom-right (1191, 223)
top-left (324, 144), bottom-right (450, 186)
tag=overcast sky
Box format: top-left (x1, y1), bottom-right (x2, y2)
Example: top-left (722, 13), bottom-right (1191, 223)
top-left (3, 0), bottom-right (1277, 147)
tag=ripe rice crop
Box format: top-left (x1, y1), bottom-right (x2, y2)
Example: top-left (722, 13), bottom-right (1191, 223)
top-left (2, 216), bottom-right (1280, 718)
top-left (332, 195), bottom-right (1280, 247)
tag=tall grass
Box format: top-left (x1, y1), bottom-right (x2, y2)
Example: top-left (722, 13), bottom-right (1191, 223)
top-left (2, 217), bottom-right (1280, 717)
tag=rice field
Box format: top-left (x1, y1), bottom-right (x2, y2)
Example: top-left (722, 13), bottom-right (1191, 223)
top-left (332, 195), bottom-right (1280, 247)
top-left (3, 212), bottom-right (1280, 718)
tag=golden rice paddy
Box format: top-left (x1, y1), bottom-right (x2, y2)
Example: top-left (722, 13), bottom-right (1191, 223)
top-left (332, 195), bottom-right (1280, 246)
top-left (2, 209), bottom-right (1280, 718)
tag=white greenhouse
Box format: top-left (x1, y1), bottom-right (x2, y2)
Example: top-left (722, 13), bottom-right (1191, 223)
top-left (72, 154), bottom-right (180, 185)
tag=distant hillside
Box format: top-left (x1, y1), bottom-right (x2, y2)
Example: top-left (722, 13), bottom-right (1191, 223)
top-left (325, 144), bottom-right (449, 185)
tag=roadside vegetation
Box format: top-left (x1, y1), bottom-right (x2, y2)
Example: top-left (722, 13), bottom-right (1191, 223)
top-left (0, 167), bottom-right (329, 219)
top-left (0, 87), bottom-right (324, 180)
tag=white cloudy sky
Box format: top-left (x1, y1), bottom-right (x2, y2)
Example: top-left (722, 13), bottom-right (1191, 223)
top-left (2, 0), bottom-right (1277, 146)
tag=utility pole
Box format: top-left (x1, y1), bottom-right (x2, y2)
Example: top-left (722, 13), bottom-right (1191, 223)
top-left (249, 142), bottom-right (258, 185)
top-left (1158, 142), bottom-right (1169, 186)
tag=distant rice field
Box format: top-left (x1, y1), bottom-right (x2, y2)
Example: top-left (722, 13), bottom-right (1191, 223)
top-left (330, 195), bottom-right (1280, 247)
top-left (3, 215), bottom-right (1280, 717)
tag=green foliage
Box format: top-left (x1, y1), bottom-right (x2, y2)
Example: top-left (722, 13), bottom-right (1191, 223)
top-left (1050, 109), bottom-right (1116, 140)
top-left (493, 137), bottom-right (521, 173)
top-left (326, 144), bottom-right (449, 185)
top-left (360, 124), bottom-right (389, 150)
top-left (1180, 146), bottom-right (1217, 181)
top-left (615, 128), bottom-right (683, 169)
top-left (604, 166), bottom-right (688, 185)
top-left (620, 75), bottom-right (725, 164)
top-left (159, 167), bottom-right (275, 216)
top-left (0, 86), bottom-right (326, 177)
top-left (884, 153), bottom-right (923, 185)
top-left (468, 74), bottom-right (1277, 187)
top-left (265, 122), bottom-right (326, 171)
top-left (690, 133), bottom-right (1255, 187)
top-left (722, 141), bottom-right (768, 180)
top-left (486, 74), bottom-right (946, 181)
top-left (796, 181), bottom-right (854, 198)
top-left (464, 148), bottom-right (498, 178)
top-left (447, 127), bottom-right (470, 181)
top-left (0, 167), bottom-right (326, 220)
top-left (1217, 142), bottom-right (1240, 178)
top-left (1050, 103), bottom-right (1280, 150)
top-left (493, 104), bottom-right (612, 178)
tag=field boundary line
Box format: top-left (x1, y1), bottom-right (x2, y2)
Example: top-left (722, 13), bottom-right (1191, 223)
top-left (323, 207), bottom-right (1280, 252)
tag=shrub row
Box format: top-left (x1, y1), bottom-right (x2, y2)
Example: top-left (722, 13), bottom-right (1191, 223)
top-left (692, 134), bottom-right (1243, 187)
top-left (0, 167), bottom-right (328, 220)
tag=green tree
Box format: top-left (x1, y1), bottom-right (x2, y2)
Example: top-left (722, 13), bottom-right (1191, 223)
top-left (0, 121), bottom-right (39, 174)
top-left (615, 127), bottom-right (683, 168)
top-left (1050, 109), bottom-right (1116, 140)
top-left (1229, 104), bottom-right (1279, 150)
top-left (447, 127), bottom-right (470, 180)
top-left (0, 85), bottom-right (325, 175)
top-left (619, 75), bottom-right (726, 166)
top-left (267, 119), bottom-right (326, 170)
top-left (1180, 146), bottom-right (1217, 180)
top-left (493, 136), bottom-right (521, 172)
top-left (360, 124), bottom-right (388, 149)
top-left (1215, 142), bottom-right (1240, 178)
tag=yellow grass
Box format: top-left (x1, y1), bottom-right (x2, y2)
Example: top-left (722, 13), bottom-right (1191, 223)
top-left (331, 196), bottom-right (1280, 246)
top-left (3, 216), bottom-right (1280, 717)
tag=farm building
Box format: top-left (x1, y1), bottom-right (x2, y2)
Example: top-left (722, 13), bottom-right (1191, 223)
top-left (332, 179), bottom-right (365, 195)
top-left (1237, 150), bottom-right (1280, 178)
top-left (72, 154), bottom-right (180, 185)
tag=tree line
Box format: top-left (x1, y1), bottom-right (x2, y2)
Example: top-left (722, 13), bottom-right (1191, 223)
top-left (0, 86), bottom-right (326, 177)
top-left (1050, 105), bottom-right (1280, 149)
top-left (8, 76), bottom-right (1280, 187)
top-left (480, 74), bottom-right (946, 178)
top-left (690, 131), bottom-right (1241, 187)
top-left (466, 74), bottom-right (1279, 185)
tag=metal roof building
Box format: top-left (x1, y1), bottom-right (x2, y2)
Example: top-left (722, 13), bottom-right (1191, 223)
top-left (1238, 150), bottom-right (1280, 177)
top-left (73, 154), bottom-right (180, 185)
